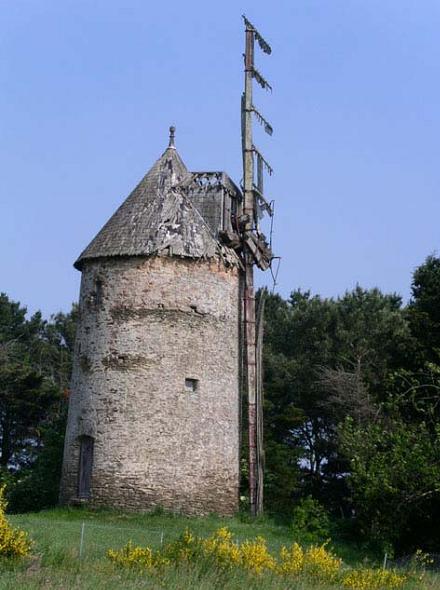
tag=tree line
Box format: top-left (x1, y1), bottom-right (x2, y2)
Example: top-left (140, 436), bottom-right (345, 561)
top-left (262, 255), bottom-right (440, 552)
top-left (1, 255), bottom-right (440, 553)
top-left (0, 296), bottom-right (76, 511)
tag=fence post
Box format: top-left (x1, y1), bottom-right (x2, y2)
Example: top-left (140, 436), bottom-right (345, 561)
top-left (383, 552), bottom-right (388, 570)
top-left (79, 522), bottom-right (85, 560)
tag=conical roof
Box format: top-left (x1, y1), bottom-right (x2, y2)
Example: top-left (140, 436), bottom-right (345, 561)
top-left (74, 141), bottom-right (237, 270)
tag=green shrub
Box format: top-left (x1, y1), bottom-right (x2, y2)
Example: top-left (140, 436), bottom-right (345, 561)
top-left (290, 496), bottom-right (331, 543)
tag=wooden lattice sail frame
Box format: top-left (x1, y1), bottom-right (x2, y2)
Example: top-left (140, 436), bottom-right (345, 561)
top-left (240, 15), bottom-right (274, 516)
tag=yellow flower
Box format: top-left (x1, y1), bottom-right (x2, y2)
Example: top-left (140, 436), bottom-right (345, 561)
top-left (107, 540), bottom-right (169, 571)
top-left (214, 527), bottom-right (233, 542)
top-left (107, 523), bottom-right (409, 590)
top-left (0, 485), bottom-right (31, 558)
top-left (342, 568), bottom-right (406, 590)
top-left (239, 536), bottom-right (277, 574)
top-left (302, 543), bottom-right (342, 581)
top-left (278, 542), bottom-right (304, 575)
top-left (182, 528), bottom-right (194, 545)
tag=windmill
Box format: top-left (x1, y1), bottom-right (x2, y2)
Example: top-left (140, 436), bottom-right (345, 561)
top-left (240, 15), bottom-right (274, 517)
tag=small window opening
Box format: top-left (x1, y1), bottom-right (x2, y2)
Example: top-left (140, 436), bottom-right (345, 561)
top-left (185, 378), bottom-right (199, 393)
top-left (78, 435), bottom-right (94, 499)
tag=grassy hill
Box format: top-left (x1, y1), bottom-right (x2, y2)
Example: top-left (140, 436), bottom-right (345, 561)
top-left (1, 507), bottom-right (438, 589)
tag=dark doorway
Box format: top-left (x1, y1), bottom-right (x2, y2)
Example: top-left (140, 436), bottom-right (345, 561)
top-left (78, 436), bottom-right (94, 499)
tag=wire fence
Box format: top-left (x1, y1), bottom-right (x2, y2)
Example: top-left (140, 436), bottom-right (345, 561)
top-left (10, 515), bottom-right (269, 562)
top-left (10, 516), bottom-right (172, 561)
top-left (12, 515), bottom-right (440, 573)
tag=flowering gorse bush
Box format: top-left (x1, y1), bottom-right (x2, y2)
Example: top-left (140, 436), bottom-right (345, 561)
top-left (301, 542), bottom-right (341, 581)
top-left (342, 568), bottom-right (406, 590)
top-left (107, 540), bottom-right (169, 571)
top-left (278, 542), bottom-right (303, 575)
top-left (199, 527), bottom-right (242, 569)
top-left (0, 485), bottom-right (31, 558)
top-left (109, 527), bottom-right (277, 575)
top-left (108, 526), bottom-right (408, 589)
top-left (278, 540), bottom-right (342, 581)
top-left (237, 535), bottom-right (277, 574)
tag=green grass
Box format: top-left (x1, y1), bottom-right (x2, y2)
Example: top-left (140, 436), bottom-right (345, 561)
top-left (0, 507), bottom-right (439, 589)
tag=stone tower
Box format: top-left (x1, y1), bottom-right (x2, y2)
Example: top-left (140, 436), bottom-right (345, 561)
top-left (60, 129), bottom-right (243, 515)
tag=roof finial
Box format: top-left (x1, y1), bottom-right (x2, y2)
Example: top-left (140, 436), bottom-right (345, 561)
top-left (168, 125), bottom-right (176, 149)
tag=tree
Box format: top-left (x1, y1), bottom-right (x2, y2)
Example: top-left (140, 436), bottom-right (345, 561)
top-left (262, 287), bottom-right (414, 515)
top-left (398, 255), bottom-right (440, 424)
top-left (0, 294), bottom-right (78, 512)
top-left (408, 254), bottom-right (440, 361)
top-left (37, 305), bottom-right (78, 390)
top-left (0, 294), bottom-right (60, 469)
top-left (339, 416), bottom-right (440, 551)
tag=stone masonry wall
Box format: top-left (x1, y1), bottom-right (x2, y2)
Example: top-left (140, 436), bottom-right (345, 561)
top-left (60, 255), bottom-right (241, 515)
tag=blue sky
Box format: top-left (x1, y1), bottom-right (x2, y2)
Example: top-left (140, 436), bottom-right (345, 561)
top-left (1, 0), bottom-right (440, 317)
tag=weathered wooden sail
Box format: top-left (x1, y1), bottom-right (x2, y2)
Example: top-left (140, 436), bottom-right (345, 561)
top-left (241, 15), bottom-right (274, 516)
